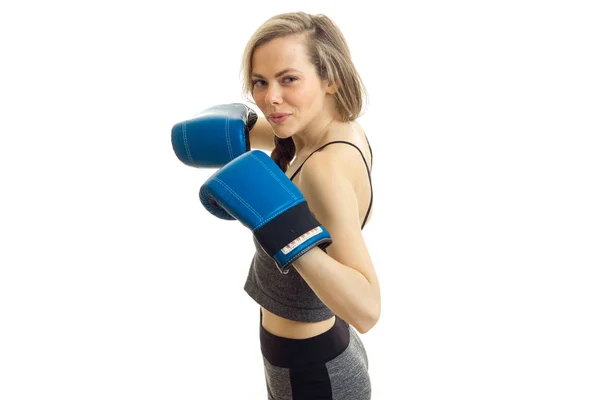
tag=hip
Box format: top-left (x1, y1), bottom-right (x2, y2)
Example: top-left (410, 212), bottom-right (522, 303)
top-left (259, 310), bottom-right (371, 399)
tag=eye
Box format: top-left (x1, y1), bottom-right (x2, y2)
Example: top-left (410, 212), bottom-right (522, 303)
top-left (283, 76), bottom-right (298, 84)
top-left (252, 79), bottom-right (266, 87)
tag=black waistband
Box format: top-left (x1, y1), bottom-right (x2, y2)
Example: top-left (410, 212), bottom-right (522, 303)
top-left (259, 310), bottom-right (350, 369)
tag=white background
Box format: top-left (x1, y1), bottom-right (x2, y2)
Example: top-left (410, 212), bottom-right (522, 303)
top-left (1, 0), bottom-right (599, 399)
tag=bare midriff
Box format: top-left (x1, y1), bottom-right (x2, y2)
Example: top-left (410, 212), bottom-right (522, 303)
top-left (261, 307), bottom-right (336, 339)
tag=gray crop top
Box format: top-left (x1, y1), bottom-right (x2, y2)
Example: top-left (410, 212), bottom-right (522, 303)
top-left (243, 139), bottom-right (373, 322)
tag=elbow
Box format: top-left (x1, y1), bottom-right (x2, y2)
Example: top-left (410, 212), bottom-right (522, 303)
top-left (355, 306), bottom-right (381, 334)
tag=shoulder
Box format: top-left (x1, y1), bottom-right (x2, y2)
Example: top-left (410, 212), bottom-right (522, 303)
top-left (298, 142), bottom-right (358, 186)
top-left (296, 143), bottom-right (365, 227)
top-left (298, 140), bottom-right (369, 192)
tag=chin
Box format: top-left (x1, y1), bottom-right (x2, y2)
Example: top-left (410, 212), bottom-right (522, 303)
top-left (272, 128), bottom-right (295, 140)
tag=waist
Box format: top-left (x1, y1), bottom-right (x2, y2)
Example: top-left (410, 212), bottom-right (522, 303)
top-left (260, 307), bottom-right (336, 339)
top-left (260, 308), bottom-right (350, 368)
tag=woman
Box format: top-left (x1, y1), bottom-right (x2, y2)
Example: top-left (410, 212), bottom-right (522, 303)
top-left (241, 12), bottom-right (379, 399)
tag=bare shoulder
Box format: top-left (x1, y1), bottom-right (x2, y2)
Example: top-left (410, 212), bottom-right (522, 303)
top-left (297, 144), bottom-right (358, 189)
top-left (296, 143), bottom-right (367, 227)
top-left (299, 133), bottom-right (371, 190)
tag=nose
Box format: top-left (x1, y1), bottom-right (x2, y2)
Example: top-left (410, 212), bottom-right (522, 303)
top-left (265, 84), bottom-right (283, 106)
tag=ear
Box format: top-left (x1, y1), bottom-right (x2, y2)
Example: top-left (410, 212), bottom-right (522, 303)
top-left (325, 79), bottom-right (340, 95)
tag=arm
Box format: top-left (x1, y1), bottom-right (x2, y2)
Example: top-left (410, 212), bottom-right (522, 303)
top-left (293, 151), bottom-right (380, 334)
top-left (249, 116), bottom-right (276, 151)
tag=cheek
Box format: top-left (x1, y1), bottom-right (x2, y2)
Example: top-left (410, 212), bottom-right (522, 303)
top-left (251, 89), bottom-right (261, 103)
top-left (290, 84), bottom-right (322, 108)
top-left (252, 91), bottom-right (267, 112)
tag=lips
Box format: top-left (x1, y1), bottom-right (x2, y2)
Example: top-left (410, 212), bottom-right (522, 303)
top-left (269, 113), bottom-right (291, 124)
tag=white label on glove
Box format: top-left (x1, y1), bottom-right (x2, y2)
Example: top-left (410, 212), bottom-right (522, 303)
top-left (281, 227), bottom-right (323, 255)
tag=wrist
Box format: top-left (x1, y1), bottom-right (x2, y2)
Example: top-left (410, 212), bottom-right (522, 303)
top-left (293, 246), bottom-right (323, 270)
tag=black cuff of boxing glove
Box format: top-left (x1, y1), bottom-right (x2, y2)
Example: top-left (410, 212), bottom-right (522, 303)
top-left (254, 201), bottom-right (321, 257)
top-left (241, 104), bottom-right (257, 152)
top-left (278, 237), bottom-right (332, 274)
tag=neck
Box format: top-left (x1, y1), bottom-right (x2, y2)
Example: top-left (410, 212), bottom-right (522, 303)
top-left (293, 118), bottom-right (335, 155)
top-left (292, 98), bottom-right (343, 154)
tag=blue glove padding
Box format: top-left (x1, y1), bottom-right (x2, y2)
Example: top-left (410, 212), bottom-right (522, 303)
top-left (171, 103), bottom-right (257, 168)
top-left (200, 150), bottom-right (332, 273)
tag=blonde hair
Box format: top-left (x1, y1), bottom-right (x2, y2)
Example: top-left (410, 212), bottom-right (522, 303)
top-left (240, 12), bottom-right (368, 171)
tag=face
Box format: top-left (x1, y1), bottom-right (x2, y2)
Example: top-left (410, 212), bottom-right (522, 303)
top-left (251, 34), bottom-right (336, 139)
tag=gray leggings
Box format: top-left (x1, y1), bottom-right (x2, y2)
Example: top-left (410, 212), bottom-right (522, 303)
top-left (259, 311), bottom-right (371, 399)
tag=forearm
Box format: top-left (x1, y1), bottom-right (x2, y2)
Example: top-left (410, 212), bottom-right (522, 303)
top-left (293, 247), bottom-right (380, 333)
top-left (249, 116), bottom-right (276, 151)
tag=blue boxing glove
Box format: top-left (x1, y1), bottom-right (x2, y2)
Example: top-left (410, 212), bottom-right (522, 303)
top-left (171, 103), bottom-right (257, 168)
top-left (200, 150), bottom-right (332, 273)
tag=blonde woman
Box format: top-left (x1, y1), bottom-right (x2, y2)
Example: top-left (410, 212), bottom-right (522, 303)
top-left (172, 11), bottom-right (379, 399)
